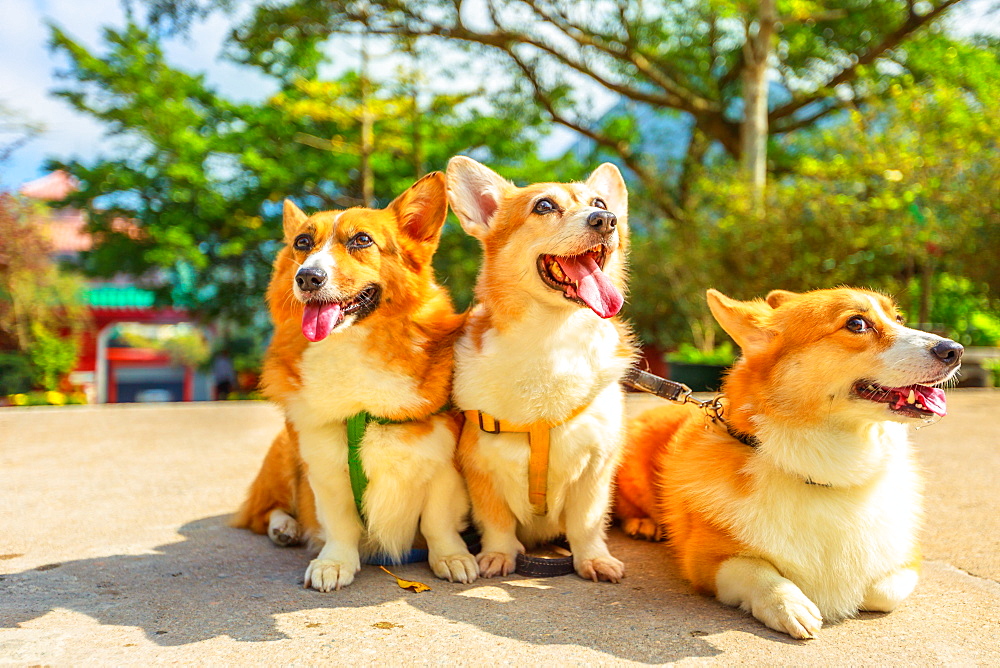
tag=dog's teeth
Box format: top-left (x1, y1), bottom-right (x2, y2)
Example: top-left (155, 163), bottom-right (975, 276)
top-left (907, 389), bottom-right (916, 405)
top-left (868, 384), bottom-right (876, 391)
top-left (916, 402), bottom-right (924, 409)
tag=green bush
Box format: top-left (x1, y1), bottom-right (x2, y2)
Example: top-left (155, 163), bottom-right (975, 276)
top-left (0, 352), bottom-right (35, 395)
top-left (27, 323), bottom-right (79, 391)
top-left (922, 274), bottom-right (1000, 347)
top-left (667, 342), bottom-right (737, 366)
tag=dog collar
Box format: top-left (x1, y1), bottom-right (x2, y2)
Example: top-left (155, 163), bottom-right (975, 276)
top-left (725, 422), bottom-right (760, 449)
top-left (723, 421), bottom-right (833, 486)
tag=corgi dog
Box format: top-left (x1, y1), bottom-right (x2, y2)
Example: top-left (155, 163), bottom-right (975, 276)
top-left (232, 173), bottom-right (479, 590)
top-left (446, 156), bottom-right (637, 583)
top-left (615, 288), bottom-right (964, 638)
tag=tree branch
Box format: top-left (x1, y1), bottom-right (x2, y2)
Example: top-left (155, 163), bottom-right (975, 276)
top-left (769, 0), bottom-right (963, 123)
top-left (507, 50), bottom-right (686, 222)
top-left (349, 3), bottom-right (716, 112)
top-left (518, 0), bottom-right (716, 114)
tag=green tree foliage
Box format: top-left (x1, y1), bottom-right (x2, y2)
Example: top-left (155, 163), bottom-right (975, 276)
top-left (47, 21), bottom-right (548, 320)
top-left (231, 0), bottom-right (969, 220)
top-left (51, 2), bottom-right (999, 354)
top-left (0, 193), bottom-right (88, 392)
top-left (629, 33), bottom-right (1000, 348)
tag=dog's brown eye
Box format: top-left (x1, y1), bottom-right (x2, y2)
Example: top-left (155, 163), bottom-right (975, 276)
top-left (293, 234), bottom-right (314, 251)
top-left (348, 232), bottom-right (374, 250)
top-left (846, 316), bottom-right (871, 333)
top-left (592, 198), bottom-right (607, 210)
top-left (533, 198), bottom-right (556, 215)
top-left (896, 315), bottom-right (905, 324)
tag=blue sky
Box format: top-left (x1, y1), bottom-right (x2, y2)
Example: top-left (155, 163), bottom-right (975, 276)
top-left (1, 0), bottom-right (997, 191)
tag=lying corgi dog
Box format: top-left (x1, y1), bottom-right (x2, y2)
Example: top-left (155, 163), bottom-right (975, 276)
top-left (232, 173), bottom-right (478, 590)
top-left (615, 287), bottom-right (963, 638)
top-left (447, 156), bottom-right (637, 583)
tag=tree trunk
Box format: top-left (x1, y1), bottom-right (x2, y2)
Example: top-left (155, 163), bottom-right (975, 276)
top-left (740, 0), bottom-right (776, 211)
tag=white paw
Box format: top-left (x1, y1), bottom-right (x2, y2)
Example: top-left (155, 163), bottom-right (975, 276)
top-left (576, 555), bottom-right (625, 583)
top-left (430, 552), bottom-right (480, 584)
top-left (751, 583), bottom-right (823, 639)
top-left (477, 551), bottom-right (518, 578)
top-left (267, 509), bottom-right (302, 547)
top-left (304, 558), bottom-right (360, 592)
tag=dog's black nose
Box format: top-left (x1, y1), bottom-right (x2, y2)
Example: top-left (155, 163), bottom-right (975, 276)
top-left (295, 267), bottom-right (327, 292)
top-left (931, 339), bottom-right (964, 365)
top-left (587, 210), bottom-right (617, 235)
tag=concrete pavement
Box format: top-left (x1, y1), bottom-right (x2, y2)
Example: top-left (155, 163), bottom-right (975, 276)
top-left (1, 391), bottom-right (998, 665)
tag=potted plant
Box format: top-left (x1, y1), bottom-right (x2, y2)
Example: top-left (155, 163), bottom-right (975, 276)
top-left (666, 342), bottom-right (737, 392)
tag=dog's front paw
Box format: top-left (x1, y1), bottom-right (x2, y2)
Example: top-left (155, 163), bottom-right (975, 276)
top-left (477, 551), bottom-right (517, 578)
top-left (430, 552), bottom-right (479, 584)
top-left (267, 509), bottom-right (302, 547)
top-left (751, 583), bottom-right (823, 639)
top-left (621, 517), bottom-right (664, 542)
top-left (576, 555), bottom-right (625, 583)
top-left (304, 558), bottom-right (360, 592)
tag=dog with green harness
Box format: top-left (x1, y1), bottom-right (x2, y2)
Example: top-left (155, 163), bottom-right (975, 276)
top-left (233, 173), bottom-right (479, 591)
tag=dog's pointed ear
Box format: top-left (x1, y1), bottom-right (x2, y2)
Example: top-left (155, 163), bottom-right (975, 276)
top-left (706, 289), bottom-right (774, 355)
top-left (586, 163), bottom-right (628, 218)
top-left (389, 172), bottom-right (448, 245)
top-left (766, 289), bottom-right (799, 309)
top-left (446, 156), bottom-right (511, 240)
top-left (283, 199), bottom-right (308, 243)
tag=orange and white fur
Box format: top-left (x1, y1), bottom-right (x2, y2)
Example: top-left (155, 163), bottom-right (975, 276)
top-left (616, 288), bottom-right (963, 637)
top-left (233, 173), bottom-right (478, 590)
top-left (447, 156), bottom-right (637, 583)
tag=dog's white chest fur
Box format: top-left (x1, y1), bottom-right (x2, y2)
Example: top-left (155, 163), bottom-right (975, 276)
top-left (454, 305), bottom-right (629, 534)
top-left (723, 421), bottom-right (923, 620)
top-left (295, 327), bottom-right (429, 422)
top-left (286, 327), bottom-right (453, 555)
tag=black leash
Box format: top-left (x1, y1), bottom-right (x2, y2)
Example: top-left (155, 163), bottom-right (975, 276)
top-left (621, 367), bottom-right (726, 422)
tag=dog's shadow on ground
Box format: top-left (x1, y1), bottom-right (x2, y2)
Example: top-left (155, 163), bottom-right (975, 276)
top-left (0, 515), bottom-right (796, 662)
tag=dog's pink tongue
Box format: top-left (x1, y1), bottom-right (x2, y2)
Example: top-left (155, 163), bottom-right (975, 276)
top-left (555, 254), bottom-right (624, 319)
top-left (301, 302), bottom-right (342, 342)
top-left (890, 385), bottom-right (948, 416)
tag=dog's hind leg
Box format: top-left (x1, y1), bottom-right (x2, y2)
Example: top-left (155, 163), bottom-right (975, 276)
top-left (861, 566), bottom-right (919, 612)
top-left (621, 517), bottom-right (664, 541)
top-left (232, 425), bottom-right (300, 539)
top-left (267, 508), bottom-right (302, 546)
top-left (614, 493), bottom-right (664, 541)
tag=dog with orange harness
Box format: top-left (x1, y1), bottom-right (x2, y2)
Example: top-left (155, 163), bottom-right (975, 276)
top-left (447, 156), bottom-right (637, 583)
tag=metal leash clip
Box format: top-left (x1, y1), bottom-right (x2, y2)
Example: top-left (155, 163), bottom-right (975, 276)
top-left (622, 367), bottom-right (725, 424)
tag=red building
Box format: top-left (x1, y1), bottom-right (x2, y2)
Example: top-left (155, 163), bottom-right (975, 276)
top-left (21, 171), bottom-right (210, 403)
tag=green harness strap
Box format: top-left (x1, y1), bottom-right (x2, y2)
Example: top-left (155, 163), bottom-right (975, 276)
top-left (346, 403), bottom-right (452, 521)
top-left (346, 411), bottom-right (401, 520)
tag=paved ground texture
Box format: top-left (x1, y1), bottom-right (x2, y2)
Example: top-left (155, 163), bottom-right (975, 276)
top-left (1, 391), bottom-right (998, 666)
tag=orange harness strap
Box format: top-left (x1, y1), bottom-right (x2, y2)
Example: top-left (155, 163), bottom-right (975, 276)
top-left (462, 404), bottom-right (590, 516)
